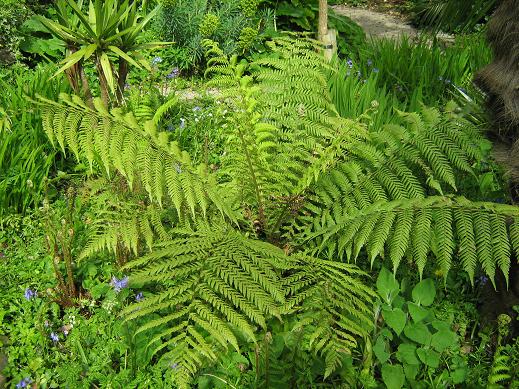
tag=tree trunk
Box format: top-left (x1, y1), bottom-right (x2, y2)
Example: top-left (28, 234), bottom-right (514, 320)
top-left (116, 58), bottom-right (129, 106)
top-left (474, 0), bottom-right (519, 144)
top-left (318, 0), bottom-right (328, 42)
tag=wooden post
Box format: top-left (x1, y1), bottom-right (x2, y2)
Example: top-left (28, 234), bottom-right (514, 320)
top-left (318, 0), bottom-right (328, 42)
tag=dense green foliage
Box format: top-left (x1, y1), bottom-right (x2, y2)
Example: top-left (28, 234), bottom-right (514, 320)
top-left (1, 0), bottom-right (519, 388)
top-left (0, 66), bottom-right (70, 215)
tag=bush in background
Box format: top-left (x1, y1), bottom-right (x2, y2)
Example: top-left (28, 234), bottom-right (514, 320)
top-left (155, 0), bottom-right (273, 72)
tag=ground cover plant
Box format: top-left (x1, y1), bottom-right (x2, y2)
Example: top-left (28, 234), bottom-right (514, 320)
top-left (1, 0), bottom-right (519, 388)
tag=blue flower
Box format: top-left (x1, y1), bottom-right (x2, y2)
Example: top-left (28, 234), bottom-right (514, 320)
top-left (372, 67), bottom-right (379, 73)
top-left (179, 118), bottom-right (186, 129)
top-left (151, 56), bottom-right (162, 65)
top-left (166, 67), bottom-right (180, 79)
top-left (346, 58), bottom-right (353, 68)
top-left (135, 292), bottom-right (144, 302)
top-left (170, 362), bottom-right (179, 370)
top-left (192, 106), bottom-right (201, 112)
top-left (24, 288), bottom-right (36, 300)
top-left (367, 59), bottom-right (373, 67)
top-left (16, 378), bottom-right (31, 388)
top-left (50, 332), bottom-right (59, 342)
top-left (110, 276), bottom-right (129, 293)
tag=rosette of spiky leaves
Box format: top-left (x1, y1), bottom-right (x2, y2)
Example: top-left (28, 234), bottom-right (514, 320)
top-left (39, 94), bottom-right (236, 221)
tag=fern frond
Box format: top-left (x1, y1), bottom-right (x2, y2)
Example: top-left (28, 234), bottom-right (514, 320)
top-left (309, 196), bottom-right (519, 282)
top-left (39, 95), bottom-right (235, 221)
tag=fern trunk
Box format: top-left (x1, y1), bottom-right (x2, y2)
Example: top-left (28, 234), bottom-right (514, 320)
top-left (474, 0), bottom-right (519, 143)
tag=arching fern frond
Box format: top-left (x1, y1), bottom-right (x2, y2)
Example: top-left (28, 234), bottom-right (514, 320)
top-left (296, 105), bottom-right (485, 241)
top-left (39, 94), bottom-right (236, 221)
top-left (288, 257), bottom-right (376, 377)
top-left (120, 222), bottom-right (375, 388)
top-left (308, 196), bottom-right (519, 284)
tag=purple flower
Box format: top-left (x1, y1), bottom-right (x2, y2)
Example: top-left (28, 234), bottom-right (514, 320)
top-left (151, 56), bottom-right (162, 65)
top-left (192, 106), bottom-right (201, 112)
top-left (167, 67), bottom-right (180, 79)
top-left (179, 118), bottom-right (186, 129)
top-left (170, 362), bottom-right (179, 370)
top-left (24, 288), bottom-right (36, 300)
top-left (16, 378), bottom-right (31, 388)
top-left (372, 68), bottom-right (379, 73)
top-left (346, 58), bottom-right (353, 68)
top-left (110, 276), bottom-right (129, 293)
top-left (479, 275), bottom-right (489, 285)
top-left (50, 332), bottom-right (59, 342)
top-left (135, 292), bottom-right (144, 302)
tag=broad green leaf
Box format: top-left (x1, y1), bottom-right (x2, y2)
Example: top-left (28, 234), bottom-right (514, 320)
top-left (396, 343), bottom-right (419, 365)
top-left (54, 46), bottom-right (96, 76)
top-left (107, 46), bottom-right (141, 68)
top-left (377, 267), bottom-right (400, 304)
top-left (451, 367), bottom-right (467, 384)
top-left (431, 329), bottom-right (457, 352)
top-left (382, 307), bottom-right (407, 336)
top-left (407, 302), bottom-right (430, 323)
top-left (416, 347), bottom-right (440, 368)
top-left (403, 363), bottom-right (419, 381)
top-left (404, 322), bottom-right (431, 345)
top-left (381, 363), bottom-right (405, 389)
top-left (100, 52), bottom-right (115, 94)
top-left (373, 336), bottom-right (390, 364)
top-left (411, 278), bottom-right (436, 306)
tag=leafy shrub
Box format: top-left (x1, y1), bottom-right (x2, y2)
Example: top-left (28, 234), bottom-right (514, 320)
top-left (374, 268), bottom-right (469, 387)
top-left (156, 0), bottom-right (273, 71)
top-left (0, 1), bottom-right (31, 65)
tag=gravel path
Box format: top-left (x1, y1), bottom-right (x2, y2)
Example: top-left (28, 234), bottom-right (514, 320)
top-left (333, 5), bottom-right (454, 42)
top-left (333, 5), bottom-right (418, 40)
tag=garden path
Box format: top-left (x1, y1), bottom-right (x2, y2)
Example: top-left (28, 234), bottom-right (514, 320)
top-left (333, 5), bottom-right (418, 40)
top-left (333, 5), bottom-right (454, 42)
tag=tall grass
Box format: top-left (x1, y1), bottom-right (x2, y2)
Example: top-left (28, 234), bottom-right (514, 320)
top-left (329, 33), bottom-right (492, 126)
top-left (0, 65), bottom-right (70, 215)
